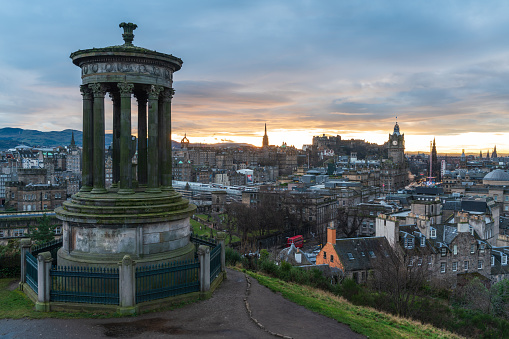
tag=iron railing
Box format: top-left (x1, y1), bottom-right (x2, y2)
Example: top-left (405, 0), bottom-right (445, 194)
top-left (32, 238), bottom-right (63, 264)
top-left (210, 244), bottom-right (221, 281)
top-left (135, 259), bottom-right (200, 303)
top-left (50, 266), bottom-right (119, 305)
top-left (25, 251), bottom-right (38, 294)
top-left (190, 234), bottom-right (217, 247)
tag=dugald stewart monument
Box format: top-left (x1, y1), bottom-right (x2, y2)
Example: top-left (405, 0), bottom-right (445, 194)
top-left (56, 23), bottom-right (196, 268)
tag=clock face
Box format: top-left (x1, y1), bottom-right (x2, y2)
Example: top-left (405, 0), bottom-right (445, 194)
top-left (392, 140), bottom-right (398, 145)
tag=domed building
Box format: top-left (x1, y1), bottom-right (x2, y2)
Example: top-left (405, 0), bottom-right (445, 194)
top-left (483, 169), bottom-right (509, 185)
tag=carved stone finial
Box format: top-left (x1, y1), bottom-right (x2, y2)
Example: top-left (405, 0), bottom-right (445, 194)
top-left (119, 22), bottom-right (138, 46)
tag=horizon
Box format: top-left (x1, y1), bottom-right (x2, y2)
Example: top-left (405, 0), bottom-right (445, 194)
top-left (2, 2), bottom-right (509, 154)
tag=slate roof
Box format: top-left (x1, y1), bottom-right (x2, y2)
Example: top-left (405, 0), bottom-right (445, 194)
top-left (333, 236), bottom-right (391, 272)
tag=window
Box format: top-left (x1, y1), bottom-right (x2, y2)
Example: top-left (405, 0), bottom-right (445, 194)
top-left (420, 236), bottom-right (426, 247)
top-left (492, 255), bottom-right (495, 266)
top-left (428, 256), bottom-right (433, 265)
top-left (464, 261), bottom-right (469, 270)
top-left (408, 258), bottom-right (414, 266)
top-left (417, 258), bottom-right (422, 266)
top-left (502, 255), bottom-right (508, 266)
top-left (480, 243), bottom-right (485, 254)
top-left (470, 244), bottom-right (475, 254)
top-left (54, 226), bottom-right (62, 235)
top-left (0, 230), bottom-right (4, 238)
top-left (330, 255), bottom-right (334, 262)
top-left (469, 226), bottom-right (474, 235)
top-left (452, 262), bottom-right (458, 272)
top-left (441, 248), bottom-right (447, 256)
top-left (453, 245), bottom-right (458, 255)
top-left (11, 193), bottom-right (14, 199)
top-left (361, 251), bottom-right (365, 257)
top-left (430, 228), bottom-right (436, 239)
top-left (323, 251), bottom-right (327, 259)
top-left (440, 263), bottom-right (446, 273)
top-left (13, 229), bottom-right (24, 237)
top-left (506, 195), bottom-right (509, 202)
top-left (405, 237), bottom-right (414, 249)
top-left (347, 252), bottom-right (354, 260)
top-left (369, 251), bottom-right (376, 258)
top-left (478, 260), bottom-right (483, 270)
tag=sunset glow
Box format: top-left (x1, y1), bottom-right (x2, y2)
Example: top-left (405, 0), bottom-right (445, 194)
top-left (1, 1), bottom-right (509, 155)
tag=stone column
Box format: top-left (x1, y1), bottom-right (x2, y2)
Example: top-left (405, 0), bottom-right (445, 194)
top-left (80, 85), bottom-right (93, 191)
top-left (118, 255), bottom-right (137, 314)
top-left (198, 245), bottom-right (210, 293)
top-left (160, 88), bottom-right (174, 190)
top-left (118, 82), bottom-right (134, 194)
top-left (216, 232), bottom-right (226, 273)
top-left (89, 83), bottom-right (107, 194)
top-left (35, 251), bottom-right (52, 312)
top-left (110, 91), bottom-right (121, 187)
top-left (136, 91), bottom-right (148, 186)
top-left (19, 238), bottom-right (31, 288)
top-left (147, 85), bottom-right (163, 192)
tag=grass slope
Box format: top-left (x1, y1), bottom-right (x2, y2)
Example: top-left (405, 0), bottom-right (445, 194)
top-left (248, 272), bottom-right (463, 339)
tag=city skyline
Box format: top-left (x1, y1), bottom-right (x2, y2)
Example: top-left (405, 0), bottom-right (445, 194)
top-left (2, 1), bottom-right (509, 153)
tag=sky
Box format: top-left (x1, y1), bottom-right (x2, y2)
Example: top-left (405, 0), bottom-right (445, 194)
top-left (1, 1), bottom-right (509, 154)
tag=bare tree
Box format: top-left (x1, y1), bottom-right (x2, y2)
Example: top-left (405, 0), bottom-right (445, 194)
top-left (370, 247), bottom-right (429, 317)
top-left (335, 207), bottom-right (366, 238)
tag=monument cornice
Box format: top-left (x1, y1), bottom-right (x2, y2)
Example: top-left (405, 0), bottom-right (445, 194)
top-left (70, 47), bottom-right (183, 71)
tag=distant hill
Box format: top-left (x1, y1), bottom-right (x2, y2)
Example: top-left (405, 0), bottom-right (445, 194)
top-left (0, 128), bottom-right (111, 150)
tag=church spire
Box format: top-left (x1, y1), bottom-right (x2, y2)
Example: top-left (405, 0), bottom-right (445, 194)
top-left (262, 123), bottom-right (269, 147)
top-left (70, 131), bottom-right (76, 148)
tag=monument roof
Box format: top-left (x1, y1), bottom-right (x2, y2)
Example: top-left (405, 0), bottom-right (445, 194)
top-left (70, 22), bottom-right (182, 71)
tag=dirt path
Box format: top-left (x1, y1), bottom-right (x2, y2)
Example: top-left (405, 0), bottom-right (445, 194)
top-left (0, 269), bottom-right (364, 339)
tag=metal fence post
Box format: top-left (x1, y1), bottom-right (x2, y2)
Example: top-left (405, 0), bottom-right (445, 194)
top-left (216, 232), bottom-right (226, 273)
top-left (198, 245), bottom-right (210, 293)
top-left (118, 255), bottom-right (138, 314)
top-left (35, 252), bottom-right (52, 312)
top-left (19, 239), bottom-right (31, 289)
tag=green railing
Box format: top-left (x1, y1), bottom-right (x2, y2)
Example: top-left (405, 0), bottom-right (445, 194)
top-left (190, 234), bottom-right (217, 247)
top-left (210, 244), bottom-right (221, 281)
top-left (32, 238), bottom-right (63, 265)
top-left (135, 259), bottom-right (200, 303)
top-left (50, 266), bottom-right (119, 305)
top-left (25, 251), bottom-right (38, 294)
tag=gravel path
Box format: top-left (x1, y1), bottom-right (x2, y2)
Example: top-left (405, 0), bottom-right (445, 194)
top-left (0, 269), bottom-right (364, 339)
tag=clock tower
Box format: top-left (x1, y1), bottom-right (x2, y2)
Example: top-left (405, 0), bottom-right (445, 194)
top-left (388, 122), bottom-right (405, 164)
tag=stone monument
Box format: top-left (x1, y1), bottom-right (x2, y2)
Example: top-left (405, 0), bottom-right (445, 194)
top-left (56, 23), bottom-right (196, 268)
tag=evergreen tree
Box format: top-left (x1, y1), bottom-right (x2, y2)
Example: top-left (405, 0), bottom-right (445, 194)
top-left (30, 214), bottom-right (55, 245)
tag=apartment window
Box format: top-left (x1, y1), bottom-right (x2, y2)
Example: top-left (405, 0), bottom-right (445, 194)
top-left (441, 248), bottom-right (447, 257)
top-left (330, 255), bottom-right (334, 262)
top-left (452, 262), bottom-right (458, 272)
top-left (492, 255), bottom-right (495, 266)
top-left (323, 251), bottom-right (327, 259)
top-left (502, 255), bottom-right (508, 266)
top-left (54, 226), bottom-right (62, 235)
top-left (0, 230), bottom-right (4, 238)
top-left (405, 237), bottom-right (414, 249)
top-left (478, 260), bottom-right (483, 270)
top-left (470, 244), bottom-right (475, 254)
top-left (417, 258), bottom-right (422, 266)
top-left (480, 243), bottom-right (485, 254)
top-left (430, 228), bottom-right (436, 239)
top-left (44, 193), bottom-right (48, 200)
top-left (469, 226), bottom-right (474, 235)
top-left (440, 263), bottom-right (446, 273)
top-left (464, 261), bottom-right (469, 270)
top-left (408, 258), bottom-right (414, 266)
top-left (11, 193), bottom-right (14, 199)
top-left (453, 245), bottom-right (458, 255)
top-left (420, 236), bottom-right (426, 247)
top-left (428, 256), bottom-right (433, 265)
top-left (13, 229), bottom-right (24, 237)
